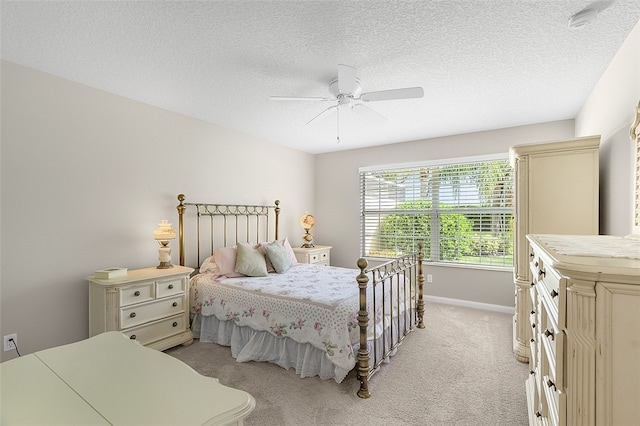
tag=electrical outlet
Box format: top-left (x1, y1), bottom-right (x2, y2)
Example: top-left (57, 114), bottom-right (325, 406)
top-left (4, 333), bottom-right (17, 351)
top-left (427, 274), bottom-right (433, 283)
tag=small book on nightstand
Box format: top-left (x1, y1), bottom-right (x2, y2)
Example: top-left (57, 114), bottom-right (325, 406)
top-left (94, 267), bottom-right (128, 279)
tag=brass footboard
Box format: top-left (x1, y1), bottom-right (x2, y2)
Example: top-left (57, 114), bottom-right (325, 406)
top-left (356, 243), bottom-right (424, 398)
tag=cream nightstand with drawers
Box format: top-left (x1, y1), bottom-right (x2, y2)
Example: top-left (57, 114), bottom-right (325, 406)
top-left (292, 245), bottom-right (331, 266)
top-left (88, 265), bottom-right (194, 351)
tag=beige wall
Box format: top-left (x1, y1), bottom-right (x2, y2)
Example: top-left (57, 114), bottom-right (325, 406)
top-left (576, 19), bottom-right (640, 236)
top-left (0, 61), bottom-right (314, 361)
top-left (314, 121), bottom-right (575, 309)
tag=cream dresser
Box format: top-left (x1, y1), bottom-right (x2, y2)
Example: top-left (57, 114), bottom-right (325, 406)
top-left (526, 234), bottom-right (640, 426)
top-left (88, 265), bottom-right (194, 350)
top-left (293, 245), bottom-right (332, 266)
top-left (510, 136), bottom-right (600, 362)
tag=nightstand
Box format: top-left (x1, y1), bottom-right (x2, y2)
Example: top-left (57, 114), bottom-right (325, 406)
top-left (88, 265), bottom-right (194, 351)
top-left (292, 245), bottom-right (332, 266)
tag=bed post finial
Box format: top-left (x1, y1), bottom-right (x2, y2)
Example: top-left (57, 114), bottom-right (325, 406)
top-left (177, 194), bottom-right (186, 266)
top-left (416, 242), bottom-right (425, 329)
top-left (356, 257), bottom-right (371, 398)
top-left (274, 200), bottom-right (281, 240)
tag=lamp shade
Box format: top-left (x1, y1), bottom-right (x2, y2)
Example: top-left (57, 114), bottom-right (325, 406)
top-left (153, 220), bottom-right (176, 242)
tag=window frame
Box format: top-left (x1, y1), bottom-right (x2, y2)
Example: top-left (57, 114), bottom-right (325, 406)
top-left (359, 153), bottom-right (514, 269)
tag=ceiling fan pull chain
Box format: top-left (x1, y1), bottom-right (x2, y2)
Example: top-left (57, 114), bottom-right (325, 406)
top-left (336, 105), bottom-right (340, 144)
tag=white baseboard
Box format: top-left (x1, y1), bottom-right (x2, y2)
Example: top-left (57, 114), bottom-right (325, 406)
top-left (425, 295), bottom-right (514, 315)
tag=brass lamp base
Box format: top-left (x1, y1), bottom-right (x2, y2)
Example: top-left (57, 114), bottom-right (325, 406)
top-left (157, 262), bottom-right (174, 269)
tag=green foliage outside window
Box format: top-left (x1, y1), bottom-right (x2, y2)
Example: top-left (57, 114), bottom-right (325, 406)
top-left (378, 200), bottom-right (512, 264)
top-left (378, 200), bottom-right (475, 261)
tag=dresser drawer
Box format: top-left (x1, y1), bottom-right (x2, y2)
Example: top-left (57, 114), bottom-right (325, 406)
top-left (119, 283), bottom-right (155, 307)
top-left (122, 314), bottom-right (186, 346)
top-left (529, 252), bottom-right (542, 286)
top-left (538, 266), bottom-right (567, 330)
top-left (120, 296), bottom-right (185, 329)
top-left (307, 251), bottom-right (330, 264)
top-left (542, 373), bottom-right (566, 426)
top-left (528, 305), bottom-right (538, 366)
top-left (315, 251), bottom-right (330, 263)
top-left (156, 277), bottom-right (185, 298)
top-left (539, 296), bottom-right (565, 391)
top-left (293, 246), bottom-right (332, 266)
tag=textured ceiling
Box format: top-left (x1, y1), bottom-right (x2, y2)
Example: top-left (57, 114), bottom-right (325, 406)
top-left (2, 1), bottom-right (640, 154)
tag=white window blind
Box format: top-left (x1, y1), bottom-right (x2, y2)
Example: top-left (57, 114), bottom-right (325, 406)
top-left (360, 157), bottom-right (514, 267)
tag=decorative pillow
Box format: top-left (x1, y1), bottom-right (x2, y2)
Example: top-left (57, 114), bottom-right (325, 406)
top-left (282, 237), bottom-right (298, 265)
top-left (259, 237), bottom-right (298, 267)
top-left (234, 243), bottom-right (268, 277)
top-left (256, 244), bottom-right (276, 273)
top-left (199, 255), bottom-right (219, 274)
top-left (264, 241), bottom-right (293, 273)
top-left (213, 246), bottom-right (244, 278)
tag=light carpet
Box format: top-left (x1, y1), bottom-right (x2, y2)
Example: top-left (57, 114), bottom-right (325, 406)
top-left (166, 302), bottom-right (529, 425)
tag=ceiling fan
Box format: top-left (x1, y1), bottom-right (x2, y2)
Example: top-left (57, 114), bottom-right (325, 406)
top-left (270, 64), bottom-right (424, 143)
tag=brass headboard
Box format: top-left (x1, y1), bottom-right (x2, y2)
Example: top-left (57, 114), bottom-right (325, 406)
top-left (631, 100), bottom-right (640, 235)
top-left (176, 194), bottom-right (280, 268)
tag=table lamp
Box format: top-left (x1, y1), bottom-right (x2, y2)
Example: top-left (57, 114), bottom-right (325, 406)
top-left (154, 220), bottom-right (176, 269)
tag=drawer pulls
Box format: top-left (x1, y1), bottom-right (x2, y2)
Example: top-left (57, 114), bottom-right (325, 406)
top-left (130, 335), bottom-right (136, 340)
top-left (172, 302), bottom-right (178, 307)
top-left (134, 291), bottom-right (140, 296)
top-left (172, 322), bottom-right (178, 327)
top-left (168, 284), bottom-right (174, 289)
top-left (547, 379), bottom-right (556, 390)
top-left (538, 268), bottom-right (546, 278)
top-left (550, 289), bottom-right (558, 298)
top-left (544, 329), bottom-right (555, 340)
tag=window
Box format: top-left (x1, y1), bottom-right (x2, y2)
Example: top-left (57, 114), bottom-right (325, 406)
top-left (360, 155), bottom-right (514, 267)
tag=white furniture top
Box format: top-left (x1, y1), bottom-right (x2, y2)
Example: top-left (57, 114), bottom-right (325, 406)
top-left (0, 331), bottom-right (255, 425)
top-left (528, 234), bottom-right (640, 279)
top-left (87, 265), bottom-right (194, 285)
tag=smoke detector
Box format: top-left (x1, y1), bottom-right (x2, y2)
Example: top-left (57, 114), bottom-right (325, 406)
top-left (568, 8), bottom-right (598, 29)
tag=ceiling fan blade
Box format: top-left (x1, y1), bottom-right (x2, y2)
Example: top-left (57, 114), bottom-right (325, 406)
top-left (270, 96), bottom-right (334, 102)
top-left (337, 64), bottom-right (357, 94)
top-left (306, 104), bottom-right (338, 125)
top-left (360, 87), bottom-right (424, 102)
top-left (353, 103), bottom-right (387, 122)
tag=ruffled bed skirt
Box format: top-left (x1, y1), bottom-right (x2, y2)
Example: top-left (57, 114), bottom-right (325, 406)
top-left (192, 312), bottom-right (406, 383)
top-left (192, 313), bottom-right (353, 382)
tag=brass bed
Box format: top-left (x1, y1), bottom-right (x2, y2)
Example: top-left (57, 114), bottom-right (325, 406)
top-left (176, 194), bottom-right (425, 398)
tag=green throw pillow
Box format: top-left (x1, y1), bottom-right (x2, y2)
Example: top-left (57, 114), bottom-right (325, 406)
top-left (264, 241), bottom-right (293, 274)
top-left (234, 243), bottom-right (268, 277)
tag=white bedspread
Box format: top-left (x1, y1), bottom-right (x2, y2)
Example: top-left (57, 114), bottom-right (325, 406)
top-left (190, 263), bottom-right (362, 372)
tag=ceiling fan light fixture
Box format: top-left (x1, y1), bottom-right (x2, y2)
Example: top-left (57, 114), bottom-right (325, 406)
top-left (568, 8), bottom-right (598, 29)
top-left (271, 64), bottom-right (424, 143)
